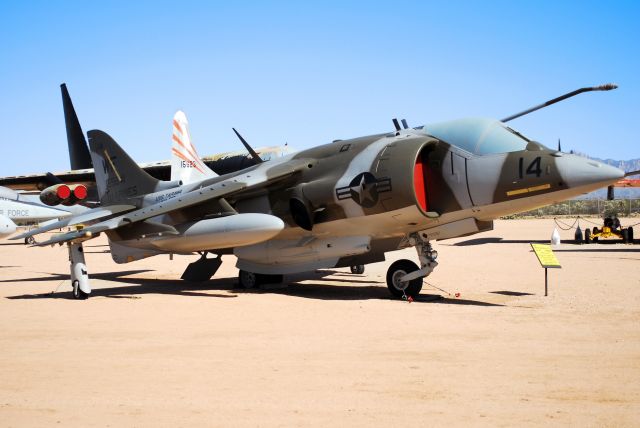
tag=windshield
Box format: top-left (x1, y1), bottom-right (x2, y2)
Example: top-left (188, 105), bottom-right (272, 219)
top-left (424, 118), bottom-right (531, 155)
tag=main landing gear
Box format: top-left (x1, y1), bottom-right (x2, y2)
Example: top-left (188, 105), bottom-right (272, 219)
top-left (69, 242), bottom-right (91, 300)
top-left (350, 264), bottom-right (365, 274)
top-left (237, 271), bottom-right (284, 289)
top-left (386, 232), bottom-right (438, 299)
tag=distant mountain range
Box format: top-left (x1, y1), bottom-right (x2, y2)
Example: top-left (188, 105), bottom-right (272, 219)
top-left (569, 151), bottom-right (640, 199)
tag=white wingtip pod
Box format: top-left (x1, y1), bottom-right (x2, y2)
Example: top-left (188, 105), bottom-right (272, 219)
top-left (0, 186), bottom-right (19, 201)
top-left (0, 214), bottom-right (17, 237)
top-left (171, 110), bottom-right (217, 184)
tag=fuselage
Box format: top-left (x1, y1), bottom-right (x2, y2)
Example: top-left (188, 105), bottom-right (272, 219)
top-left (0, 196), bottom-right (76, 224)
top-left (108, 118), bottom-right (623, 273)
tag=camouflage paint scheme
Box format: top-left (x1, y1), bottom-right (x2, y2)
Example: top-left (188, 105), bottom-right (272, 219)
top-left (16, 117), bottom-right (623, 287)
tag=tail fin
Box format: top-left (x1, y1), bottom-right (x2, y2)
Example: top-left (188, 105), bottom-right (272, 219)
top-left (61, 83), bottom-right (93, 170)
top-left (88, 130), bottom-right (160, 205)
top-left (171, 111), bottom-right (217, 184)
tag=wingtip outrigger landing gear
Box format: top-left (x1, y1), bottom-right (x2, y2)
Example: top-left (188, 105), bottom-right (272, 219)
top-left (69, 242), bottom-right (91, 300)
top-left (386, 232), bottom-right (438, 299)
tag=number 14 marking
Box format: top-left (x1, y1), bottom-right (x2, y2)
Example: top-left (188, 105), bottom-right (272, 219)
top-left (519, 156), bottom-right (542, 178)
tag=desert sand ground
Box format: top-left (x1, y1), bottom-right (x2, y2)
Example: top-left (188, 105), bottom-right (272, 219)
top-left (0, 218), bottom-right (638, 427)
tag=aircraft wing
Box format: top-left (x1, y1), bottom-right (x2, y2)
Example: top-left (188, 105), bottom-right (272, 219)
top-left (12, 204), bottom-right (137, 240)
top-left (0, 148), bottom-right (288, 191)
top-left (30, 157), bottom-right (312, 246)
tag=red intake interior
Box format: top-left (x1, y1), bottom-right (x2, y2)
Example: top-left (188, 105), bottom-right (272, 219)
top-left (414, 152), bottom-right (428, 211)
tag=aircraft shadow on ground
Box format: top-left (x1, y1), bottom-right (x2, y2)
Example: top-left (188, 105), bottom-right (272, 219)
top-left (0, 270), bottom-right (153, 284)
top-left (553, 247), bottom-right (640, 253)
top-left (6, 271), bottom-right (237, 300)
top-left (453, 237), bottom-right (639, 248)
top-left (490, 290), bottom-right (535, 296)
top-left (5, 269), bottom-right (502, 306)
top-left (452, 237), bottom-right (548, 246)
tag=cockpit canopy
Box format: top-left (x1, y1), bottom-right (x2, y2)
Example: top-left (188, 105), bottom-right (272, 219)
top-left (423, 117), bottom-right (536, 155)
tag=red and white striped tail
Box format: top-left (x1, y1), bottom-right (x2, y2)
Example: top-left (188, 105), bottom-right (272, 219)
top-left (170, 110), bottom-right (217, 184)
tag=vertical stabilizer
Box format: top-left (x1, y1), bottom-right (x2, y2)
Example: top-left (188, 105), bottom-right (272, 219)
top-left (171, 111), bottom-right (217, 184)
top-left (61, 83), bottom-right (92, 170)
top-left (88, 130), bottom-right (160, 205)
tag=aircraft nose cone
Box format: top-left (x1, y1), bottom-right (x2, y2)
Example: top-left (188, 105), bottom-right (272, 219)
top-left (556, 154), bottom-right (624, 192)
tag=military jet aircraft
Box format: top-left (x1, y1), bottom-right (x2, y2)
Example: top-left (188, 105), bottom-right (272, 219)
top-left (0, 84), bottom-right (292, 197)
top-left (15, 84), bottom-right (624, 300)
top-left (0, 185), bottom-right (89, 240)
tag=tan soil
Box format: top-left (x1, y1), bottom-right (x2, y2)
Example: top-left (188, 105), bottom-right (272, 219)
top-left (0, 218), bottom-right (638, 426)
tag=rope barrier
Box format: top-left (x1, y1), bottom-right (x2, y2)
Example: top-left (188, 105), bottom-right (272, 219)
top-left (553, 215), bottom-right (640, 230)
top-left (553, 217), bottom-right (580, 230)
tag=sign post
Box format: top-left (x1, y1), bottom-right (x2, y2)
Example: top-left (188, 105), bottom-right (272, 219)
top-left (530, 243), bottom-right (561, 296)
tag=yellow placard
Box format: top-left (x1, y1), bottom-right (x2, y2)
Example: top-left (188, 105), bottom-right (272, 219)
top-left (530, 243), bottom-right (561, 268)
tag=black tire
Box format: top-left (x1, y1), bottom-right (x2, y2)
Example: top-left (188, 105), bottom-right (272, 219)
top-left (257, 274), bottom-right (283, 284)
top-left (622, 229), bottom-right (629, 244)
top-left (72, 280), bottom-right (89, 300)
top-left (386, 259), bottom-right (423, 299)
top-left (584, 228), bottom-right (592, 244)
top-left (238, 270), bottom-right (260, 289)
top-left (24, 236), bottom-right (36, 245)
top-left (350, 265), bottom-right (365, 274)
top-left (628, 227), bottom-right (634, 244)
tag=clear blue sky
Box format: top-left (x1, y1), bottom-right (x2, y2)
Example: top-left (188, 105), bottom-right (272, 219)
top-left (1, 1), bottom-right (638, 176)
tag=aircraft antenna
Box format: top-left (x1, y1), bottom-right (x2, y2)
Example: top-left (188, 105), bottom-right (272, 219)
top-left (501, 83), bottom-right (617, 123)
top-left (232, 128), bottom-right (263, 164)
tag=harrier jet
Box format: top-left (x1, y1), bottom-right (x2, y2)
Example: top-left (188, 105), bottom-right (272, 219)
top-left (16, 84), bottom-right (625, 299)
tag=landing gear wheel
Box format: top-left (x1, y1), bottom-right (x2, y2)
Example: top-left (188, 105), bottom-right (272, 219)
top-left (257, 274), bottom-right (283, 285)
top-left (584, 228), bottom-right (592, 244)
top-left (72, 280), bottom-right (89, 300)
top-left (622, 229), bottom-right (629, 243)
top-left (386, 259), bottom-right (423, 299)
top-left (628, 227), bottom-right (634, 244)
top-left (350, 265), bottom-right (365, 274)
top-left (238, 270), bottom-right (260, 289)
top-left (24, 236), bottom-right (36, 245)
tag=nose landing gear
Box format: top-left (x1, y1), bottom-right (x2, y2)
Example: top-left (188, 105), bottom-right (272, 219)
top-left (386, 232), bottom-right (438, 299)
top-left (386, 259), bottom-right (422, 298)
